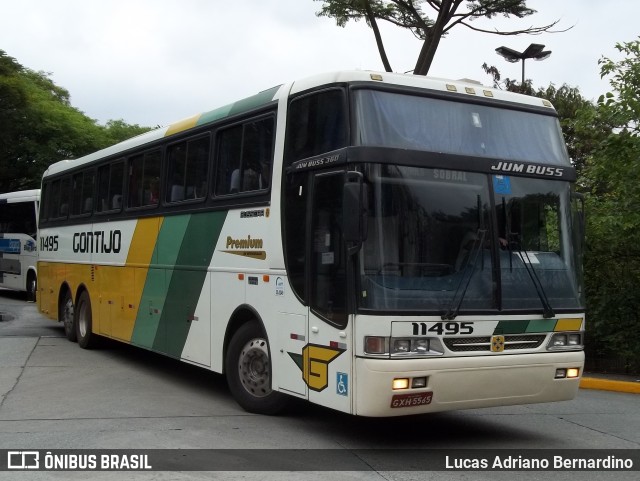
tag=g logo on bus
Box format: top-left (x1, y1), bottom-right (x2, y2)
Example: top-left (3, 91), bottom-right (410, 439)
top-left (288, 344), bottom-right (344, 392)
top-left (491, 335), bottom-right (505, 352)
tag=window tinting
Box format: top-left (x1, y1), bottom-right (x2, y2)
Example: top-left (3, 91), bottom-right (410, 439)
top-left (215, 117), bottom-right (274, 196)
top-left (354, 90), bottom-right (570, 165)
top-left (285, 89), bottom-right (347, 165)
top-left (166, 136), bottom-right (209, 203)
top-left (97, 161), bottom-right (124, 213)
top-left (128, 150), bottom-right (161, 208)
top-left (71, 171), bottom-right (95, 216)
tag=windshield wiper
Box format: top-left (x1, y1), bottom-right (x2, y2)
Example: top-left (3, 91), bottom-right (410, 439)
top-left (511, 238), bottom-right (555, 319)
top-left (442, 229), bottom-right (486, 320)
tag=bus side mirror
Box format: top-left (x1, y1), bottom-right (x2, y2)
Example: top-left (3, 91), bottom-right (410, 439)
top-left (343, 172), bottom-right (368, 253)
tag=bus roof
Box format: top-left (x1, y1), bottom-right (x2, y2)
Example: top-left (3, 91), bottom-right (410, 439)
top-left (42, 70), bottom-right (557, 178)
top-left (0, 189), bottom-right (40, 203)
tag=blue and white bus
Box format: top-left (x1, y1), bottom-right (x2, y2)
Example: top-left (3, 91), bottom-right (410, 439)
top-left (0, 189), bottom-right (39, 300)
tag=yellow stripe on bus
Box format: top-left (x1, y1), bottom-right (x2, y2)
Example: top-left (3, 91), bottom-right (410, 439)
top-left (164, 114), bottom-right (200, 137)
top-left (555, 318), bottom-right (583, 331)
top-left (103, 217), bottom-right (164, 342)
top-left (126, 217), bottom-right (163, 266)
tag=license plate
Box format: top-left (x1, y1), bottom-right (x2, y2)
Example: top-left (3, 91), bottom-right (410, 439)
top-left (390, 392), bottom-right (433, 408)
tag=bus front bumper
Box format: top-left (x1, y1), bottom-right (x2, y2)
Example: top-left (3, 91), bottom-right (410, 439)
top-left (354, 351), bottom-right (584, 417)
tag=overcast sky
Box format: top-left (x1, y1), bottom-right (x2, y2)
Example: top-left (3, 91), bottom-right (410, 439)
top-left (2, 0), bottom-right (638, 127)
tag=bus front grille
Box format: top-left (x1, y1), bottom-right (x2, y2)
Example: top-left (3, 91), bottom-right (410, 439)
top-left (444, 335), bottom-right (547, 352)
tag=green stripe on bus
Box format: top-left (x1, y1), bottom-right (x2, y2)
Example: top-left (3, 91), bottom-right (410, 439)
top-left (153, 211), bottom-right (227, 358)
top-left (493, 319), bottom-right (530, 335)
top-left (197, 85), bottom-right (282, 127)
top-left (525, 319), bottom-right (557, 333)
top-left (131, 215), bottom-right (190, 349)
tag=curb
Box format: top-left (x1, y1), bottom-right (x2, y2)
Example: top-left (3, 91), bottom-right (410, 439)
top-left (580, 377), bottom-right (640, 394)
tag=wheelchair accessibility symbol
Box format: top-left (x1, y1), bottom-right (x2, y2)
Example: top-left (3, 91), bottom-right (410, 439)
top-left (336, 372), bottom-right (348, 396)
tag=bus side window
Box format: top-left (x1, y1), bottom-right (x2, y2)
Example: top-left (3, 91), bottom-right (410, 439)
top-left (284, 89), bottom-right (347, 166)
top-left (70, 170), bottom-right (95, 216)
top-left (97, 161), bottom-right (124, 213)
top-left (215, 116), bottom-right (274, 196)
top-left (166, 137), bottom-right (209, 203)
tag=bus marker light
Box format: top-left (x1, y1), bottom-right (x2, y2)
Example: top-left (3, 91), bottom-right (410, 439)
top-left (263, 275), bottom-right (270, 283)
top-left (238, 273), bottom-right (244, 281)
top-left (330, 341), bottom-right (347, 350)
top-left (393, 378), bottom-right (410, 390)
top-left (364, 336), bottom-right (387, 354)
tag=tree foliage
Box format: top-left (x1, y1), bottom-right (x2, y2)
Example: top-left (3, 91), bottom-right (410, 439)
top-left (316, 0), bottom-right (564, 75)
top-left (578, 39), bottom-right (640, 372)
top-left (0, 50), bottom-right (151, 193)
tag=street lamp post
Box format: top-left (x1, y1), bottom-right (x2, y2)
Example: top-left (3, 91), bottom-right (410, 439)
top-left (495, 43), bottom-right (552, 87)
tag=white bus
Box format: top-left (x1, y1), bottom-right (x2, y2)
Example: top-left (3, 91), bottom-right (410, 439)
top-left (38, 71), bottom-right (585, 416)
top-left (0, 189), bottom-right (39, 300)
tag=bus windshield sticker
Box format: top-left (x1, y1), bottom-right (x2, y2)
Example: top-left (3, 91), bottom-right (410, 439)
top-left (493, 175), bottom-right (512, 195)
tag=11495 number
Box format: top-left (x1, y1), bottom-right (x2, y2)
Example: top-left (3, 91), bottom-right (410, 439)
top-left (412, 322), bottom-right (474, 336)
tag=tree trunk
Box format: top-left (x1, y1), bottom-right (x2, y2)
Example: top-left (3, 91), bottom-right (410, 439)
top-left (413, 0), bottom-right (454, 75)
top-left (365, 0), bottom-right (392, 72)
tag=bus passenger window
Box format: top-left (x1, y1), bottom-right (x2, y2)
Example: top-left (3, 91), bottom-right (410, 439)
top-left (215, 116), bottom-right (274, 196)
top-left (128, 150), bottom-right (161, 208)
top-left (70, 171), bottom-right (95, 216)
top-left (166, 136), bottom-right (210, 203)
top-left (97, 161), bottom-right (124, 213)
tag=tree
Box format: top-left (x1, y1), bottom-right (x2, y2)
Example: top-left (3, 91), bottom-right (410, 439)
top-left (578, 39), bottom-right (640, 372)
top-left (316, 0), bottom-right (565, 75)
top-left (0, 50), bottom-right (152, 192)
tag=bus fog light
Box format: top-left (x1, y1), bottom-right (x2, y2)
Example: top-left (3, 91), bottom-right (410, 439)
top-left (393, 378), bottom-right (409, 390)
top-left (555, 368), bottom-right (567, 379)
top-left (411, 377), bottom-right (427, 388)
top-left (365, 337), bottom-right (388, 354)
top-left (567, 368), bottom-right (580, 378)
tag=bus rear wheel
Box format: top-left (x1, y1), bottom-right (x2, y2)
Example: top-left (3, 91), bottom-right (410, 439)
top-left (76, 291), bottom-right (97, 349)
top-left (225, 321), bottom-right (288, 415)
top-left (60, 290), bottom-right (76, 342)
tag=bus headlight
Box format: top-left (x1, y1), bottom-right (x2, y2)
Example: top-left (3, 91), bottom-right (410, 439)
top-left (392, 338), bottom-right (431, 355)
top-left (364, 336), bottom-right (444, 356)
top-left (548, 332), bottom-right (583, 351)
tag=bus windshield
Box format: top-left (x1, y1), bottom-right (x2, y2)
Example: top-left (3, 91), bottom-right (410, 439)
top-left (358, 165), bottom-right (584, 314)
top-left (353, 89), bottom-right (570, 166)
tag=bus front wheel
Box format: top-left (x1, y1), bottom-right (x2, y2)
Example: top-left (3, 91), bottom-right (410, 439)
top-left (76, 291), bottom-right (97, 349)
top-left (225, 321), bottom-right (288, 415)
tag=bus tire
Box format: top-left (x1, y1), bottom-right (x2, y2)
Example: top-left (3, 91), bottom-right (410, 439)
top-left (76, 291), bottom-right (97, 349)
top-left (60, 290), bottom-right (77, 342)
top-left (225, 321), bottom-right (288, 415)
top-left (26, 272), bottom-right (37, 302)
